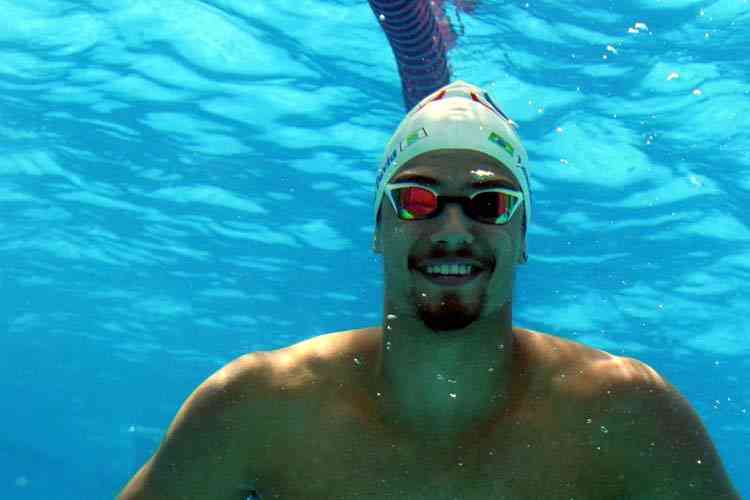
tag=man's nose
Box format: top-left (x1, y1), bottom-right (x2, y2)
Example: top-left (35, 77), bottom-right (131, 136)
top-left (429, 203), bottom-right (475, 248)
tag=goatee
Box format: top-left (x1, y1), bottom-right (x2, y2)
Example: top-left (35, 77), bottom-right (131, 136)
top-left (414, 291), bottom-right (485, 331)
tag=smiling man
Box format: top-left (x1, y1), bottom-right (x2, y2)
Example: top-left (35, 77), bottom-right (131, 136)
top-left (118, 81), bottom-right (740, 499)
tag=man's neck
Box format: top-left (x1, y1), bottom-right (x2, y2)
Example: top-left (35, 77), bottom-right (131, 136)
top-left (369, 300), bottom-right (519, 447)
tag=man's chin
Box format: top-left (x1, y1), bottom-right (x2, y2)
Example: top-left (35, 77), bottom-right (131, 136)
top-left (420, 312), bottom-right (477, 331)
top-left (415, 294), bottom-right (482, 332)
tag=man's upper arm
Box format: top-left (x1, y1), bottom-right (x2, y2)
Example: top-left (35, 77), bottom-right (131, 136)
top-left (612, 358), bottom-right (741, 499)
top-left (118, 354), bottom-right (265, 500)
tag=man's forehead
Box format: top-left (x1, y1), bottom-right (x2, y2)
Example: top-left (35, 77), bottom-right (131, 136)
top-left (393, 149), bottom-right (518, 187)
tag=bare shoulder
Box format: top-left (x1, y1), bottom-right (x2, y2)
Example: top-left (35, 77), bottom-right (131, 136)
top-left (118, 348), bottom-right (326, 499)
top-left (117, 353), bottom-right (278, 499)
top-left (215, 328), bottom-right (379, 417)
top-left (515, 329), bottom-right (740, 498)
top-left (514, 327), bottom-right (664, 395)
top-left (569, 356), bottom-right (738, 496)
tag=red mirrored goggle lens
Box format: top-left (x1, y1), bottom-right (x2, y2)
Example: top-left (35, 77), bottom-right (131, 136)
top-left (393, 186), bottom-right (517, 223)
top-left (397, 186), bottom-right (437, 218)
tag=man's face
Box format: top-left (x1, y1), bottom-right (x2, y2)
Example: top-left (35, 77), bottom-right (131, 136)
top-left (376, 149), bottom-right (526, 332)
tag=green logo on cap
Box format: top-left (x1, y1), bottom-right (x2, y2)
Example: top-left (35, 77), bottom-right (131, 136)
top-left (401, 128), bottom-right (428, 151)
top-left (488, 131), bottom-right (514, 157)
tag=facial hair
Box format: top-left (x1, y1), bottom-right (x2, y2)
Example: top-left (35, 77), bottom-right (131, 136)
top-left (412, 289), bottom-right (487, 331)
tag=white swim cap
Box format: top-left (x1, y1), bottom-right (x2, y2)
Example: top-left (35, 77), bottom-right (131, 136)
top-left (373, 81), bottom-right (531, 255)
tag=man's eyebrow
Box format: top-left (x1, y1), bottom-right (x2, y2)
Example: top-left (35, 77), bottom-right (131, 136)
top-left (391, 173), bottom-right (439, 185)
top-left (392, 173), bottom-right (518, 190)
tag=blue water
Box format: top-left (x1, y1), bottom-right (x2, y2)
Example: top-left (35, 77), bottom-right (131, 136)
top-left (1, 0), bottom-right (748, 498)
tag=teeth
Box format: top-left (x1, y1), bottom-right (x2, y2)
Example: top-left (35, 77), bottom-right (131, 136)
top-left (425, 264), bottom-right (474, 276)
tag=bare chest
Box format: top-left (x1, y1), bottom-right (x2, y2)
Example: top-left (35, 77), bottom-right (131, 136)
top-left (253, 399), bottom-right (621, 499)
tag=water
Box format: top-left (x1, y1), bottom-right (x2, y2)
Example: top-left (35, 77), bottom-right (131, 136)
top-left (0, 0), bottom-right (747, 498)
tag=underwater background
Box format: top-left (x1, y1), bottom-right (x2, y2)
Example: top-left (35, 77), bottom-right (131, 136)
top-left (0, 0), bottom-right (748, 498)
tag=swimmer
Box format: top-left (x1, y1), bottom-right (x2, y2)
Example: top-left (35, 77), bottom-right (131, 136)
top-left (118, 81), bottom-right (740, 499)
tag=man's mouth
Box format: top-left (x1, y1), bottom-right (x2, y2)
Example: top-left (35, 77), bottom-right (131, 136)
top-left (413, 261), bottom-right (487, 287)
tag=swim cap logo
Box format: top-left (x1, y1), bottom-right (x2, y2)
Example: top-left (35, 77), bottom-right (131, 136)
top-left (488, 131), bottom-right (514, 157)
top-left (376, 127), bottom-right (429, 189)
top-left (400, 128), bottom-right (428, 150)
top-left (488, 131), bottom-right (532, 206)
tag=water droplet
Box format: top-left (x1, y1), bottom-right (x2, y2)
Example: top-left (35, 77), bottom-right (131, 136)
top-left (449, 393), bottom-right (457, 398)
top-left (600, 425), bottom-right (609, 434)
top-left (379, 13), bottom-right (386, 21)
top-left (353, 357), bottom-right (361, 366)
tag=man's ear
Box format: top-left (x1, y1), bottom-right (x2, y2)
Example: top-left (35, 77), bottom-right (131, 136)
top-left (518, 236), bottom-right (527, 264)
top-left (517, 215), bottom-right (528, 264)
top-left (373, 223), bottom-right (383, 254)
top-left (373, 206), bottom-right (384, 254)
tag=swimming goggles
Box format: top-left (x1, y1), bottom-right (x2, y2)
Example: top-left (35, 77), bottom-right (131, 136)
top-left (385, 182), bottom-right (524, 225)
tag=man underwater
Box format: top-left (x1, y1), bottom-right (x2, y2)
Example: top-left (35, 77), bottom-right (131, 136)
top-left (119, 81), bottom-right (740, 499)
